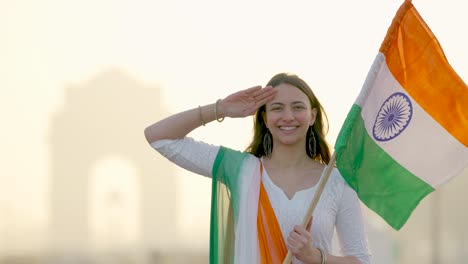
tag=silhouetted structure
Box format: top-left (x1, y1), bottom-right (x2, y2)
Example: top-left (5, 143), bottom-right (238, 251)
top-left (48, 70), bottom-right (177, 262)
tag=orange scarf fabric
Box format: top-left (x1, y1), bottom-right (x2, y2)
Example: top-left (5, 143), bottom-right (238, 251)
top-left (257, 164), bottom-right (289, 264)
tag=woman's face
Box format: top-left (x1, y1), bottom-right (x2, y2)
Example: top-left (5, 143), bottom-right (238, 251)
top-left (263, 83), bottom-right (317, 148)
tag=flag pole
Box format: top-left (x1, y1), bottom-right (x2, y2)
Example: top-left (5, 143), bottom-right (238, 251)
top-left (282, 151), bottom-right (337, 264)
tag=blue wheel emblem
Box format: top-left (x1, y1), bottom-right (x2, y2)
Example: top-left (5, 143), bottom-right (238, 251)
top-left (373, 92), bottom-right (413, 141)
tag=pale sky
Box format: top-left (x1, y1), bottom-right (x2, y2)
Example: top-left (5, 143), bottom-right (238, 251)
top-left (1, 0), bottom-right (467, 253)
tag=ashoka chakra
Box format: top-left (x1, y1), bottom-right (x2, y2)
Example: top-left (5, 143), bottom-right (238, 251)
top-left (373, 92), bottom-right (413, 141)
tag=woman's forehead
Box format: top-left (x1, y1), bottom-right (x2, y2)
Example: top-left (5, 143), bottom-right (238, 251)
top-left (271, 83), bottom-right (310, 102)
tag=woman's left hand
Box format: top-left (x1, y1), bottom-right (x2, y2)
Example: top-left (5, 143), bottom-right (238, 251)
top-left (287, 220), bottom-right (320, 263)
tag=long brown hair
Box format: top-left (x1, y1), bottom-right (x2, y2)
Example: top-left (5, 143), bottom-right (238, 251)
top-left (245, 73), bottom-right (331, 164)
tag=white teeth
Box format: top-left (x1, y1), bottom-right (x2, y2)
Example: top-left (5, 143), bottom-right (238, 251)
top-left (280, 126), bottom-right (296, 131)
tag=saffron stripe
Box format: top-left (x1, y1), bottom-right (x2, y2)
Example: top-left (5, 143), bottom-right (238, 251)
top-left (258, 181), bottom-right (287, 264)
top-left (380, 1), bottom-right (468, 146)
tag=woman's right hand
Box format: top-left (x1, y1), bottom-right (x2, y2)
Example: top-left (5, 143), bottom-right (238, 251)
top-left (218, 85), bottom-right (277, 118)
top-left (144, 85), bottom-right (277, 143)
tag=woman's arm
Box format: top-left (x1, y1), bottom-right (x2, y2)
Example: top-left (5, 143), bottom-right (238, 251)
top-left (335, 183), bottom-right (371, 264)
top-left (144, 85), bottom-right (277, 143)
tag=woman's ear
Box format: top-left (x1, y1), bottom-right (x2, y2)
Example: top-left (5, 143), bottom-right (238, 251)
top-left (310, 108), bottom-right (318, 125)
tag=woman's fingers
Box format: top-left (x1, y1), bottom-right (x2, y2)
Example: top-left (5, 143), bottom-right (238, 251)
top-left (288, 236), bottom-right (307, 254)
top-left (288, 224), bottom-right (314, 260)
top-left (238, 86), bottom-right (275, 114)
top-left (251, 85), bottom-right (275, 99)
top-left (290, 231), bottom-right (308, 244)
top-left (244, 85), bottom-right (263, 94)
top-left (294, 225), bottom-right (311, 236)
top-left (288, 225), bottom-right (311, 248)
top-left (249, 86), bottom-right (276, 108)
top-left (288, 222), bottom-right (314, 261)
top-left (256, 92), bottom-right (276, 107)
top-left (223, 85), bottom-right (276, 117)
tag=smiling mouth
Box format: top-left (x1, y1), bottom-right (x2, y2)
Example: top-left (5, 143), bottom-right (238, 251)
top-left (279, 126), bottom-right (297, 131)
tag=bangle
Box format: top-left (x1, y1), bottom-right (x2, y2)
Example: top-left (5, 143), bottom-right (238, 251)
top-left (317, 248), bottom-right (326, 264)
top-left (214, 99), bottom-right (225, 122)
top-left (198, 105), bottom-right (206, 126)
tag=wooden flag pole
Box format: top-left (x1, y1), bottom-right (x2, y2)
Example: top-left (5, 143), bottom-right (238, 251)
top-left (282, 151), bottom-right (337, 264)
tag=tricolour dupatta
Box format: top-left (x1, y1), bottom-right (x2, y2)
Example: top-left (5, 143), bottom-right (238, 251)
top-left (210, 147), bottom-right (288, 263)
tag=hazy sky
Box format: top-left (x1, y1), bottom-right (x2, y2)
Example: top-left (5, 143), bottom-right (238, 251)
top-left (1, 0), bottom-right (467, 251)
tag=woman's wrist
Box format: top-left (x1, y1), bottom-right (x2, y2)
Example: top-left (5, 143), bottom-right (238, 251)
top-left (316, 247), bottom-right (326, 264)
top-left (197, 100), bottom-right (226, 126)
top-left (214, 99), bottom-right (225, 122)
top-left (305, 247), bottom-right (325, 264)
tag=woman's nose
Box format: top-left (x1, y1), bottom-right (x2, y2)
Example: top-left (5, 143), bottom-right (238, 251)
top-left (282, 108), bottom-right (294, 120)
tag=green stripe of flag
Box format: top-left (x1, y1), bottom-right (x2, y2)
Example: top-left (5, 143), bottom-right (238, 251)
top-left (335, 104), bottom-right (434, 230)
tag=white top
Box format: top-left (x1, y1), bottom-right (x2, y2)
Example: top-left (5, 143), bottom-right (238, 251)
top-left (151, 137), bottom-right (371, 263)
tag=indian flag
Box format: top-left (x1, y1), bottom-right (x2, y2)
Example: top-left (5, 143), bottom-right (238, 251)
top-left (335, 0), bottom-right (468, 230)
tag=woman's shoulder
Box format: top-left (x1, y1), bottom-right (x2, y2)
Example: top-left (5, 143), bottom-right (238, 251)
top-left (326, 168), bottom-right (361, 205)
top-left (328, 167), bottom-right (346, 186)
top-left (321, 167), bottom-right (349, 198)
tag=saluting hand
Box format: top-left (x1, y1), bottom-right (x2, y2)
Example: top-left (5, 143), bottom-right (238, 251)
top-left (218, 85), bottom-right (277, 118)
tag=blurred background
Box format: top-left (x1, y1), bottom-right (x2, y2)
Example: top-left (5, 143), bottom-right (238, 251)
top-left (2, 0), bottom-right (467, 263)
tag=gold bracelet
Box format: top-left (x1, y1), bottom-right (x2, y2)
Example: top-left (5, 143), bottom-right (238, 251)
top-left (214, 99), bottom-right (225, 122)
top-left (198, 105), bottom-right (206, 126)
top-left (317, 247), bottom-right (326, 264)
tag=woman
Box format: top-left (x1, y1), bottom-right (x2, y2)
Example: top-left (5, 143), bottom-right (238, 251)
top-left (145, 73), bottom-right (371, 263)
